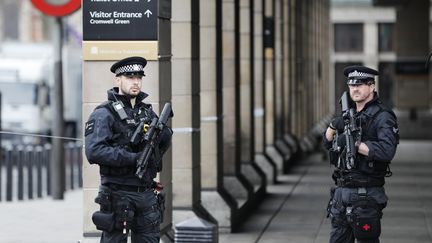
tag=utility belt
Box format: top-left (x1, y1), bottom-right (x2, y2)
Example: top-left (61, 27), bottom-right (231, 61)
top-left (106, 182), bottom-right (155, 193)
top-left (333, 171), bottom-right (384, 188)
top-left (92, 183), bottom-right (166, 234)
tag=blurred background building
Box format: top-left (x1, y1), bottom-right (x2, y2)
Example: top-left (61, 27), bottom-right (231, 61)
top-left (0, 0), bottom-right (82, 144)
top-left (331, 0), bottom-right (432, 139)
top-left (0, 0), bottom-right (431, 242)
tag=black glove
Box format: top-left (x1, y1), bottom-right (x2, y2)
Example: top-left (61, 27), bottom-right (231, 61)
top-left (329, 116), bottom-right (344, 133)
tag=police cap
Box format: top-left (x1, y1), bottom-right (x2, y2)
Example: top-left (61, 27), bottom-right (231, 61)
top-left (110, 56), bottom-right (147, 77)
top-left (343, 65), bottom-right (378, 85)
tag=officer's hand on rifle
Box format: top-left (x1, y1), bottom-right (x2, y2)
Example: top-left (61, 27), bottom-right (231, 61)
top-left (330, 116), bottom-right (344, 133)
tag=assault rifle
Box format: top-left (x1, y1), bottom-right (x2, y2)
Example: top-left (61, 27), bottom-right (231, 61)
top-left (131, 103), bottom-right (173, 179)
top-left (336, 92), bottom-right (361, 170)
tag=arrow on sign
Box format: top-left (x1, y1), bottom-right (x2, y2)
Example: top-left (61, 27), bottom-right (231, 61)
top-left (144, 9), bottom-right (152, 18)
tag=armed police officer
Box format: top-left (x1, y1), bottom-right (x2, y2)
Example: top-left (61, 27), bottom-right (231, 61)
top-left (323, 65), bottom-right (399, 243)
top-left (85, 56), bottom-right (173, 243)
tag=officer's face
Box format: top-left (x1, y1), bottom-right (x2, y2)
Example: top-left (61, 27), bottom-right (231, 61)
top-left (116, 74), bottom-right (143, 97)
top-left (348, 83), bottom-right (375, 103)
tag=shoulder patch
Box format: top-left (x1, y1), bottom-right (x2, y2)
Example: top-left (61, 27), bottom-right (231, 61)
top-left (85, 119), bottom-right (95, 136)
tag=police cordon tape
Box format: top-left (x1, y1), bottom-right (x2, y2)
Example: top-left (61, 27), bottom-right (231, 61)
top-left (0, 131), bottom-right (82, 141)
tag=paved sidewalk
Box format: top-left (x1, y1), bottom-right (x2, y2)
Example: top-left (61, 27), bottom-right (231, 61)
top-left (0, 140), bottom-right (431, 243)
top-left (0, 190), bottom-right (83, 243)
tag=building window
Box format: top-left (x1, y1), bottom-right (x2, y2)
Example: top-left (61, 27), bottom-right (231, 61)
top-left (378, 23), bottom-right (395, 52)
top-left (334, 23), bottom-right (363, 52)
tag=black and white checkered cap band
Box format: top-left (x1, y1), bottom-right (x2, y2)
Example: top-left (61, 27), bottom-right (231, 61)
top-left (115, 64), bottom-right (144, 75)
top-left (347, 70), bottom-right (374, 79)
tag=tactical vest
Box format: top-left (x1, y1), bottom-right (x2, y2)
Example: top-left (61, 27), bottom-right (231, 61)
top-left (95, 100), bottom-right (157, 179)
top-left (335, 102), bottom-right (398, 187)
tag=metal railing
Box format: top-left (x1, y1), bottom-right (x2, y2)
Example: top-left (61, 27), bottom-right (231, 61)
top-left (0, 141), bottom-right (82, 201)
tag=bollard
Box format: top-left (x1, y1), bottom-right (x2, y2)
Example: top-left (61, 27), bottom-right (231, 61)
top-left (5, 146), bottom-right (13, 201)
top-left (44, 144), bottom-right (52, 196)
top-left (26, 145), bottom-right (34, 200)
top-left (16, 145), bottom-right (24, 201)
top-left (36, 145), bottom-right (43, 198)
top-left (66, 142), bottom-right (74, 190)
top-left (77, 142), bottom-right (83, 188)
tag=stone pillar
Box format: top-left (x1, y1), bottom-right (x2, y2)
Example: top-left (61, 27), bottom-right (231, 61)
top-left (323, 0), bottom-right (331, 118)
top-left (158, 15), bottom-right (176, 239)
top-left (171, 0), bottom-right (212, 225)
top-left (289, 0), bottom-right (297, 135)
top-left (282, 0), bottom-right (290, 132)
top-left (253, 0), bottom-right (276, 184)
top-left (281, 0), bottom-right (299, 159)
top-left (221, 0), bottom-right (250, 220)
top-left (294, 1), bottom-right (307, 138)
top-left (199, 0), bottom-right (236, 233)
top-left (264, 0), bottom-right (285, 177)
top-left (274, 0), bottom-right (284, 137)
top-left (273, 0), bottom-right (293, 173)
top-left (317, 0), bottom-right (323, 119)
top-left (303, 0), bottom-right (311, 135)
top-left (239, 0), bottom-right (265, 196)
top-left (312, 0), bottom-right (318, 122)
top-left (323, 0), bottom-right (331, 117)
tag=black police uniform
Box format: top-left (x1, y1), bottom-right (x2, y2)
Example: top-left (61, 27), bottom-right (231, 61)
top-left (85, 57), bottom-right (172, 243)
top-left (323, 66), bottom-right (399, 243)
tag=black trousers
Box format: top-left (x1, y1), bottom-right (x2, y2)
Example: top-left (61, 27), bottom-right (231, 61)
top-left (99, 188), bottom-right (161, 243)
top-left (328, 186), bottom-right (387, 243)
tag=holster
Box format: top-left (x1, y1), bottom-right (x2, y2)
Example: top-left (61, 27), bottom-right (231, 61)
top-left (92, 211), bottom-right (115, 232)
top-left (93, 189), bottom-right (115, 232)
